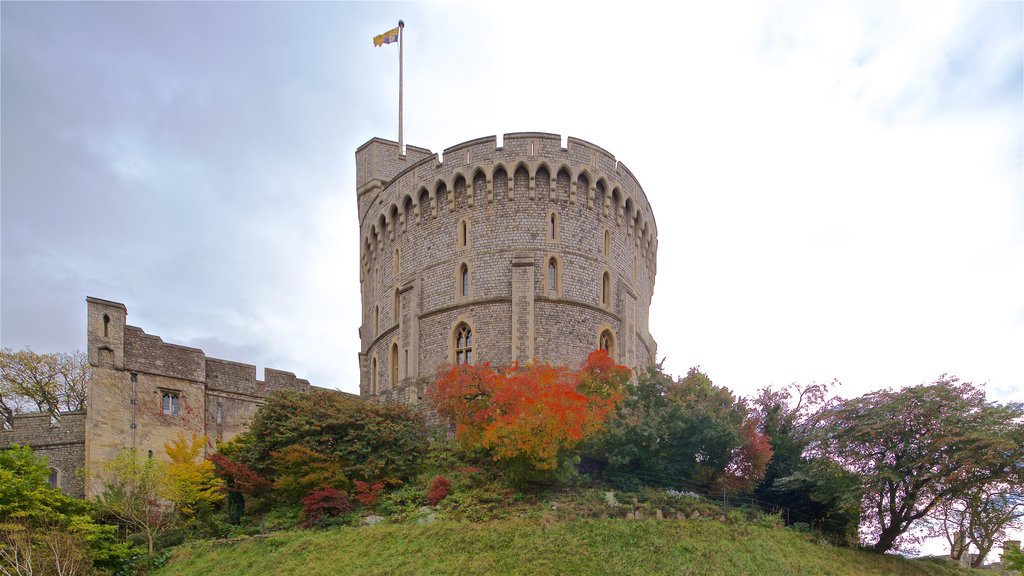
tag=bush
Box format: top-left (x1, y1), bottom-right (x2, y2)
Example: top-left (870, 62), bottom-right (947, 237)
top-left (426, 476), bottom-right (452, 506)
top-left (238, 390), bottom-right (428, 486)
top-left (301, 487), bottom-right (355, 528)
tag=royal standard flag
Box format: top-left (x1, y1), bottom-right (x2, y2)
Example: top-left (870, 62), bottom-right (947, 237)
top-left (373, 26), bottom-right (400, 47)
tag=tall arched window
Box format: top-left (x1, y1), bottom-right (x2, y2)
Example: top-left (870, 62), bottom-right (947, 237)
top-left (391, 343), bottom-right (399, 386)
top-left (603, 230), bottom-right (610, 257)
top-left (459, 219), bottom-right (469, 249)
top-left (460, 264), bottom-right (469, 298)
top-left (375, 305), bottom-right (380, 335)
top-left (393, 248), bottom-right (400, 276)
top-left (550, 214), bottom-right (556, 239)
top-left (394, 290), bottom-right (401, 324)
top-left (600, 330), bottom-right (615, 360)
top-left (602, 272), bottom-right (611, 306)
top-left (370, 357), bottom-right (378, 395)
top-left (103, 314), bottom-right (110, 337)
top-left (547, 258), bottom-right (559, 295)
top-left (455, 324), bottom-right (473, 365)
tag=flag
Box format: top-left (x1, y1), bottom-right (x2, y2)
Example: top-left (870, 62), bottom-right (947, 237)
top-left (373, 26), bottom-right (400, 47)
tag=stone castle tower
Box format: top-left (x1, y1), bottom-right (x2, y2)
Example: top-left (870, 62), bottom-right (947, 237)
top-left (356, 132), bottom-right (658, 404)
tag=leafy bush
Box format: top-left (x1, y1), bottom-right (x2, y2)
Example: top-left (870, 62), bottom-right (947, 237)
top-left (353, 481), bottom-right (385, 508)
top-left (235, 390), bottom-right (428, 485)
top-left (426, 476), bottom-right (452, 506)
top-left (300, 488), bottom-right (355, 528)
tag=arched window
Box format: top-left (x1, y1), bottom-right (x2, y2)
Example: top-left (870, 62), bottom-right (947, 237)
top-left (460, 264), bottom-right (469, 298)
top-left (603, 230), bottom-right (610, 258)
top-left (602, 272), bottom-right (611, 306)
top-left (375, 305), bottom-right (380, 335)
top-left (391, 343), bottom-right (399, 386)
top-left (600, 330), bottom-right (615, 360)
top-left (454, 324), bottom-right (473, 365)
top-left (393, 248), bottom-right (400, 276)
top-left (103, 314), bottom-right (110, 337)
top-left (548, 259), bottom-right (557, 292)
top-left (48, 467), bottom-right (59, 489)
top-left (394, 290), bottom-right (401, 324)
top-left (371, 357), bottom-right (378, 395)
top-left (550, 214), bottom-right (556, 240)
top-left (459, 219), bottom-right (469, 249)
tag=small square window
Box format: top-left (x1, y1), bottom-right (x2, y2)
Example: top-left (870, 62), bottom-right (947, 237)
top-left (162, 391), bottom-right (180, 416)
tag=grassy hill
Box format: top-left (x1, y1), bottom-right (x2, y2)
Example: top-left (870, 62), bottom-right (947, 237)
top-left (151, 518), bottom-right (983, 576)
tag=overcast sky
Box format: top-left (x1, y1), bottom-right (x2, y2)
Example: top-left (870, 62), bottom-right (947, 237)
top-left (2, 2), bottom-right (1021, 408)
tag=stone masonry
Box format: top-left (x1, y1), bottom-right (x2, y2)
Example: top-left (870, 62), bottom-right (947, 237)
top-left (356, 133), bottom-right (659, 406)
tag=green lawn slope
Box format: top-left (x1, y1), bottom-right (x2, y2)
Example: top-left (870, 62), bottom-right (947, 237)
top-left (152, 518), bottom-right (981, 576)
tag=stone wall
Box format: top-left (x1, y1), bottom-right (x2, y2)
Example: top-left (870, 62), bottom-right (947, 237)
top-left (0, 411), bottom-right (86, 497)
top-left (80, 297), bottom-right (336, 497)
top-left (356, 132), bottom-right (659, 401)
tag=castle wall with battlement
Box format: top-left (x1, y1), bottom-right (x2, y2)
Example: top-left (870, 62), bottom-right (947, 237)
top-left (0, 411), bottom-right (87, 497)
top-left (0, 297), bottom-right (340, 498)
top-left (355, 133), bottom-right (659, 404)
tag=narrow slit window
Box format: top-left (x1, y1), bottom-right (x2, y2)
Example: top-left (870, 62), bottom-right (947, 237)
top-left (460, 264), bottom-right (469, 297)
top-left (391, 344), bottom-right (399, 386)
top-left (103, 314), bottom-right (110, 337)
top-left (602, 272), bottom-right (611, 306)
top-left (371, 358), bottom-right (378, 394)
top-left (215, 402), bottom-right (223, 425)
top-left (548, 259), bottom-right (557, 293)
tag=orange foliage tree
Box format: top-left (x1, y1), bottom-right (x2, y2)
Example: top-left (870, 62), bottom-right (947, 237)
top-left (429, 350), bottom-right (630, 476)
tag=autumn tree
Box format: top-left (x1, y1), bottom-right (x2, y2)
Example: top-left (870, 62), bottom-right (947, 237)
top-left (164, 434), bottom-right (224, 518)
top-left (815, 376), bottom-right (1024, 554)
top-left (0, 348), bottom-right (90, 419)
top-left (430, 350), bottom-right (629, 481)
top-left (95, 448), bottom-right (176, 554)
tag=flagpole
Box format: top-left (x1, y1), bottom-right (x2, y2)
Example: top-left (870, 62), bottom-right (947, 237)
top-left (398, 20), bottom-right (405, 155)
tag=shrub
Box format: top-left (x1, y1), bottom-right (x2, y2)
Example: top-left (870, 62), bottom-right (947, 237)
top-left (239, 390), bottom-right (428, 485)
top-left (426, 476), bottom-right (452, 506)
top-left (353, 481), bottom-right (385, 508)
top-left (300, 488), bottom-right (355, 528)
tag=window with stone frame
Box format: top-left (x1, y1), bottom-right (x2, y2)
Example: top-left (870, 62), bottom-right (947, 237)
top-left (600, 329), bottom-right (615, 360)
top-left (454, 323), bottom-right (473, 365)
top-left (161, 390), bottom-right (180, 416)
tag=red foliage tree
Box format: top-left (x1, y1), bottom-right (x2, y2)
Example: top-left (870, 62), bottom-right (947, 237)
top-left (429, 350), bottom-right (630, 473)
top-left (207, 453), bottom-right (274, 495)
top-left (720, 416), bottom-right (774, 493)
top-left (300, 487), bottom-right (354, 528)
top-left (352, 480), bottom-right (385, 508)
top-left (426, 476), bottom-right (451, 506)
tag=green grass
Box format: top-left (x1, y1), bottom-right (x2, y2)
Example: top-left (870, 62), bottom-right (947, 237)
top-left (151, 518), bottom-right (982, 576)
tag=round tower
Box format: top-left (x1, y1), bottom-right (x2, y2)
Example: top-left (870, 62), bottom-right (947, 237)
top-left (355, 132), bottom-right (658, 404)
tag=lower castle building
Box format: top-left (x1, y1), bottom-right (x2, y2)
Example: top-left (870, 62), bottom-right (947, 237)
top-left (356, 133), bottom-right (658, 404)
top-left (0, 297), bottom-right (335, 497)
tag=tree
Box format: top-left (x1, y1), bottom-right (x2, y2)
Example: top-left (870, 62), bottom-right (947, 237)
top-left (589, 365), bottom-right (768, 493)
top-left (934, 485), bottom-right (1023, 567)
top-left (0, 348), bottom-right (90, 418)
top-left (430, 350), bottom-right (629, 480)
top-left (750, 381), bottom-right (861, 545)
top-left (0, 445), bottom-right (130, 575)
top-left (815, 376), bottom-right (1024, 554)
top-left (95, 448), bottom-right (176, 554)
top-left (164, 434), bottom-right (224, 518)
top-left (233, 389), bottom-right (428, 486)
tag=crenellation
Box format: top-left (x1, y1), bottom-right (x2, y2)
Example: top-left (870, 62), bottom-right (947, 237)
top-left (124, 327), bottom-right (206, 383)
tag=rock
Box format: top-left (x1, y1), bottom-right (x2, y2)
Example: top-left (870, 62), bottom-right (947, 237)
top-left (604, 491), bottom-right (618, 507)
top-left (690, 511), bottom-right (700, 520)
top-left (655, 509), bottom-right (663, 520)
top-left (363, 515), bottom-right (385, 526)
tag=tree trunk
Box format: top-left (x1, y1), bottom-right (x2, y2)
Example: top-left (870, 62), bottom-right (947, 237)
top-left (870, 524), bottom-right (905, 553)
top-left (971, 544), bottom-right (992, 569)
